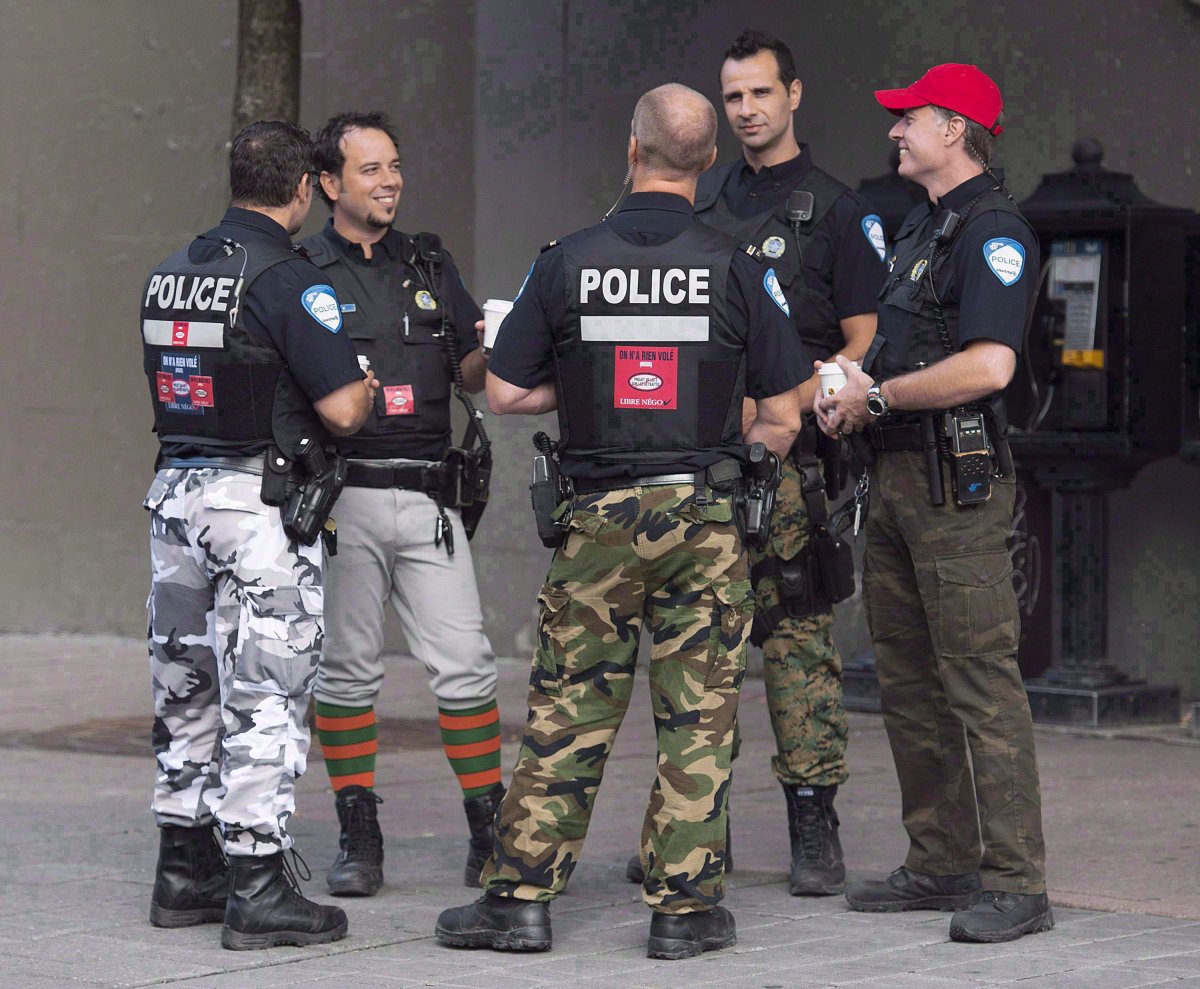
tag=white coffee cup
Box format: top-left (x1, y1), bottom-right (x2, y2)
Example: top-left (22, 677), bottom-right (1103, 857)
top-left (481, 299), bottom-right (513, 352)
top-left (817, 362), bottom-right (848, 396)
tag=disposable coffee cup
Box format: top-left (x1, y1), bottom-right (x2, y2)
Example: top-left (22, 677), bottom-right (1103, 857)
top-left (482, 299), bottom-right (513, 352)
top-left (817, 362), bottom-right (848, 396)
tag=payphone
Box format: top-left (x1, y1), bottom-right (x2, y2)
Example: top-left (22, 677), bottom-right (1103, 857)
top-left (1002, 139), bottom-right (1199, 723)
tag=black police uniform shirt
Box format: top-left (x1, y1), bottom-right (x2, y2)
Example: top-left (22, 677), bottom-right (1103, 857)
top-left (160, 207), bottom-right (363, 458)
top-left (304, 220), bottom-right (484, 461)
top-left (487, 192), bottom-right (811, 481)
top-left (876, 170), bottom-right (1038, 381)
top-left (719, 144), bottom-right (886, 328)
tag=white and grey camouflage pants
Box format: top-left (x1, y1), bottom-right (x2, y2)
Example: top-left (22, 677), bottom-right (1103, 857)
top-left (145, 466), bottom-right (323, 856)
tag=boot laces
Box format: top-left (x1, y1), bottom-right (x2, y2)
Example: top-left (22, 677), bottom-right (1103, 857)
top-left (280, 848), bottom-right (313, 892)
top-left (793, 797), bottom-right (827, 860)
top-left (343, 791), bottom-right (384, 857)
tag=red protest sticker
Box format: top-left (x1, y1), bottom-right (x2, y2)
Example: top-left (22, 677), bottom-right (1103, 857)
top-left (383, 384), bottom-right (415, 415)
top-left (613, 346), bottom-right (677, 410)
top-left (172, 321), bottom-right (190, 346)
top-left (189, 376), bottom-right (214, 407)
top-left (156, 372), bottom-right (174, 402)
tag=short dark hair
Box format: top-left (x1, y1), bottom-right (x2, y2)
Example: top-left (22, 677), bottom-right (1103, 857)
top-left (229, 120), bottom-right (314, 208)
top-left (313, 111), bottom-right (402, 207)
top-left (723, 28), bottom-right (797, 89)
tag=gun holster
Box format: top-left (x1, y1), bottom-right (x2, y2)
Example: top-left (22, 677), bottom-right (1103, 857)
top-left (282, 441), bottom-right (348, 548)
top-left (735, 442), bottom-right (782, 552)
top-left (441, 445), bottom-right (492, 539)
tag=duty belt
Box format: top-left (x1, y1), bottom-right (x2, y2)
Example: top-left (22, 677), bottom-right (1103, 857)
top-left (573, 471), bottom-right (702, 495)
top-left (345, 460), bottom-right (446, 492)
top-left (161, 455), bottom-right (267, 475)
top-left (865, 420), bottom-right (924, 452)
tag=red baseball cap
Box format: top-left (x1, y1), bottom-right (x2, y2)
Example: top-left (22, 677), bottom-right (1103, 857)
top-left (874, 63), bottom-right (1004, 135)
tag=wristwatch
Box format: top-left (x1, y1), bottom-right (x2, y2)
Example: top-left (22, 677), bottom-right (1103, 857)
top-left (865, 384), bottom-right (890, 419)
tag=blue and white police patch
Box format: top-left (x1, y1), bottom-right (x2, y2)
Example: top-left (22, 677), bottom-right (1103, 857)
top-left (515, 260), bottom-right (535, 301)
top-left (302, 284), bottom-right (342, 331)
top-left (764, 267), bottom-right (790, 316)
top-left (983, 238), bottom-right (1026, 286)
top-left (862, 214), bottom-right (886, 261)
top-left (762, 235), bottom-right (786, 258)
top-left (415, 290), bottom-right (438, 310)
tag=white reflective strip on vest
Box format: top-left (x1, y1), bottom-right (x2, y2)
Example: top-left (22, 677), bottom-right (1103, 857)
top-left (579, 315), bottom-right (710, 342)
top-left (142, 319), bottom-right (226, 348)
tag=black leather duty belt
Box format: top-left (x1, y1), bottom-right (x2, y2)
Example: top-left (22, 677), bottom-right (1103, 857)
top-left (573, 471), bottom-right (701, 495)
top-left (865, 421), bottom-right (924, 452)
top-left (161, 455), bottom-right (266, 475)
top-left (345, 461), bottom-right (444, 491)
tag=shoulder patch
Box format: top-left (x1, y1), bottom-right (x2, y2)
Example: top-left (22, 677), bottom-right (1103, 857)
top-left (983, 238), bottom-right (1026, 286)
top-left (301, 284), bottom-right (342, 331)
top-left (515, 260), bottom-right (536, 301)
top-left (763, 267), bottom-right (791, 316)
top-left (861, 214), bottom-right (886, 261)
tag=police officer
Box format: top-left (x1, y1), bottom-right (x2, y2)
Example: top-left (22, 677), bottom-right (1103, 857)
top-left (816, 64), bottom-right (1052, 943)
top-left (628, 28), bottom-right (886, 896)
top-left (143, 121), bottom-right (376, 949)
top-left (302, 112), bottom-right (501, 896)
top-left (434, 83), bottom-right (808, 959)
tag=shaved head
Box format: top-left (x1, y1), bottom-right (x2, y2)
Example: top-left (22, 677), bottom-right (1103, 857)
top-left (631, 83), bottom-right (718, 180)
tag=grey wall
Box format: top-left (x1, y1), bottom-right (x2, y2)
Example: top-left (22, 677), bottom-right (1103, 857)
top-left (0, 0), bottom-right (1196, 696)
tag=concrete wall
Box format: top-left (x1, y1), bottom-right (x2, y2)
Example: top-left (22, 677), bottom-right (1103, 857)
top-left (1, 0), bottom-right (1196, 697)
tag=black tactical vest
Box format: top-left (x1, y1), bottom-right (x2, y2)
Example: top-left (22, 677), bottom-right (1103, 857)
top-left (141, 237), bottom-right (322, 459)
top-left (875, 186), bottom-right (1030, 380)
top-left (553, 222), bottom-right (747, 466)
top-left (303, 230), bottom-right (452, 458)
top-left (695, 161), bottom-right (850, 357)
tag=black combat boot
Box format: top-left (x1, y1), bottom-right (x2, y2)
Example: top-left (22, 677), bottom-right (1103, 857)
top-left (149, 823), bottom-right (229, 928)
top-left (950, 890), bottom-right (1054, 942)
top-left (327, 785), bottom-right (384, 896)
top-left (463, 783), bottom-right (505, 887)
top-left (626, 818), bottom-right (733, 885)
top-left (646, 905), bottom-right (737, 960)
top-left (435, 893), bottom-right (552, 951)
top-left (845, 865), bottom-right (981, 912)
top-left (222, 851), bottom-right (348, 950)
top-left (783, 782), bottom-right (846, 896)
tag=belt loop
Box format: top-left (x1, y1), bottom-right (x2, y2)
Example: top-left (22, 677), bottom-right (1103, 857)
top-left (693, 470), bottom-right (707, 508)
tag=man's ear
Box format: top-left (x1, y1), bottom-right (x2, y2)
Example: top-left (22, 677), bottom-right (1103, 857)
top-left (789, 78), bottom-right (802, 112)
top-left (319, 171), bottom-right (339, 203)
top-left (944, 115), bottom-right (967, 147)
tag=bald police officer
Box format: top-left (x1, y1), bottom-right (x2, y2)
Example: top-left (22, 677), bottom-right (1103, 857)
top-left (816, 64), bottom-right (1052, 943)
top-left (143, 121), bottom-right (375, 950)
top-left (435, 83), bottom-right (808, 959)
top-left (627, 27), bottom-right (886, 898)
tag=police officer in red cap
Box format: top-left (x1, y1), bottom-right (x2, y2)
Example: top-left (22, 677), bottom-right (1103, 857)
top-left (814, 63), bottom-right (1053, 943)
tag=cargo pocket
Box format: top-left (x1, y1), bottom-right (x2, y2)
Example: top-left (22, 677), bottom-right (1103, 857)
top-left (531, 585), bottom-right (570, 698)
top-left (704, 577), bottom-right (753, 688)
top-left (236, 585), bottom-right (323, 696)
top-left (935, 550), bottom-right (1018, 657)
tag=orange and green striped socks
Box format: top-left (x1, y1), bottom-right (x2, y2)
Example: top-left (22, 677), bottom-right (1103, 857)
top-left (315, 701), bottom-right (378, 791)
top-left (439, 700), bottom-right (502, 798)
